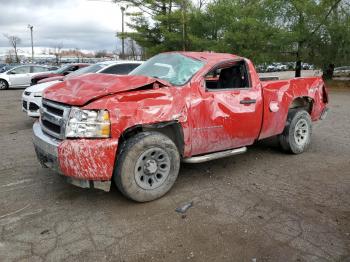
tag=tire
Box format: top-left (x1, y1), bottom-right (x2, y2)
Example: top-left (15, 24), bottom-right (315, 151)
top-left (114, 131), bottom-right (180, 202)
top-left (279, 109), bottom-right (312, 154)
top-left (0, 79), bottom-right (9, 90)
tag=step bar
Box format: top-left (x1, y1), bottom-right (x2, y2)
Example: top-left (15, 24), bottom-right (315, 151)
top-left (182, 147), bottom-right (247, 164)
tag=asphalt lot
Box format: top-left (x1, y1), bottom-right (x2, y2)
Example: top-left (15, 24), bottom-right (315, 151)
top-left (0, 85), bottom-right (349, 262)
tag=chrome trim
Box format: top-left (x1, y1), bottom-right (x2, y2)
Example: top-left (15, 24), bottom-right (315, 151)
top-left (41, 99), bottom-right (71, 139)
top-left (182, 147), bottom-right (247, 163)
top-left (33, 121), bottom-right (59, 157)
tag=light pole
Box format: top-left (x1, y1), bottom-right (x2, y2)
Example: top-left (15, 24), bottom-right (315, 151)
top-left (27, 24), bottom-right (34, 63)
top-left (120, 6), bottom-right (125, 59)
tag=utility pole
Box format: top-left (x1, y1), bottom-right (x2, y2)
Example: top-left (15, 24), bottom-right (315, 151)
top-left (27, 24), bottom-right (34, 63)
top-left (120, 6), bottom-right (125, 59)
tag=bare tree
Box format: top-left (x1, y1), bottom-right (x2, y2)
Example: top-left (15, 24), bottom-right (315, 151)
top-left (95, 49), bottom-right (107, 58)
top-left (126, 38), bottom-right (137, 60)
top-left (5, 50), bottom-right (15, 64)
top-left (53, 43), bottom-right (63, 65)
top-left (3, 34), bottom-right (21, 63)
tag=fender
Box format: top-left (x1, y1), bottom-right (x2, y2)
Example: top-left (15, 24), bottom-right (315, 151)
top-left (259, 77), bottom-right (325, 140)
top-left (82, 86), bottom-right (192, 157)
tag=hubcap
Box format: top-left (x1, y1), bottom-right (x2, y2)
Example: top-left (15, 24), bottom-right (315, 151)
top-left (134, 147), bottom-right (171, 190)
top-left (294, 119), bottom-right (309, 146)
top-left (0, 81), bottom-right (6, 89)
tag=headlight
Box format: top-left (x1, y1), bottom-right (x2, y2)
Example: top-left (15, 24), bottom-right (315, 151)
top-left (33, 92), bottom-right (42, 97)
top-left (65, 107), bottom-right (111, 138)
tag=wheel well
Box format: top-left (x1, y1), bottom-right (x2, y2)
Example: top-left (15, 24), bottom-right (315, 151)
top-left (0, 78), bottom-right (8, 84)
top-left (289, 97), bottom-right (313, 114)
top-left (118, 121), bottom-right (185, 156)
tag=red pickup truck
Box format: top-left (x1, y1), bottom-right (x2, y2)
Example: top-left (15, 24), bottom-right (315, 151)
top-left (33, 52), bottom-right (328, 202)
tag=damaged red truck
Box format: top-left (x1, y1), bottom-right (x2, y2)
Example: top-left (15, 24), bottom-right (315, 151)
top-left (33, 52), bottom-right (328, 202)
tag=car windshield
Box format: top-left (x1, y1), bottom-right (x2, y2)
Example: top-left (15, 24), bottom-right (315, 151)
top-left (65, 64), bottom-right (104, 79)
top-left (129, 53), bottom-right (204, 86)
top-left (0, 65), bottom-right (15, 73)
top-left (54, 64), bottom-right (72, 74)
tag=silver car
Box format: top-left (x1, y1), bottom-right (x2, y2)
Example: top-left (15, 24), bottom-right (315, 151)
top-left (334, 66), bottom-right (350, 77)
top-left (0, 64), bottom-right (52, 89)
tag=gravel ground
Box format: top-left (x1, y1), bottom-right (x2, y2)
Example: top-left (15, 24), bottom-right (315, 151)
top-left (0, 86), bottom-right (349, 262)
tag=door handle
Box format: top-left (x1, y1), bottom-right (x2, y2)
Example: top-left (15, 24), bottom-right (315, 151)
top-left (240, 99), bottom-right (256, 105)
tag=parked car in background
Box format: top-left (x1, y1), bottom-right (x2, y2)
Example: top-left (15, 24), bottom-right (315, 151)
top-left (30, 63), bottom-right (90, 85)
top-left (276, 64), bottom-right (288, 71)
top-left (22, 60), bottom-right (143, 117)
top-left (0, 64), bottom-right (52, 89)
top-left (334, 66), bottom-right (350, 77)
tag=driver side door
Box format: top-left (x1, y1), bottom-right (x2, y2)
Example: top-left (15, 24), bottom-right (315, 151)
top-left (190, 60), bottom-right (263, 156)
top-left (8, 66), bottom-right (31, 86)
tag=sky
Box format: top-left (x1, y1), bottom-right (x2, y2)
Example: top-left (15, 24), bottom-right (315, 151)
top-left (0, 0), bottom-right (127, 54)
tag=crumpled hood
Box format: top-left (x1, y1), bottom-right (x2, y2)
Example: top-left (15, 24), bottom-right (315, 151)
top-left (43, 73), bottom-right (170, 106)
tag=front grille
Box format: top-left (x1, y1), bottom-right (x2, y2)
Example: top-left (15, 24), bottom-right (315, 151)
top-left (24, 91), bottom-right (31, 96)
top-left (22, 100), bottom-right (27, 109)
top-left (42, 119), bottom-right (61, 133)
top-left (45, 104), bottom-right (64, 116)
top-left (40, 99), bottom-right (71, 139)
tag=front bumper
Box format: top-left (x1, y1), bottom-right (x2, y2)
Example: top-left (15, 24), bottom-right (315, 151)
top-left (22, 94), bottom-right (41, 117)
top-left (33, 122), bottom-right (115, 191)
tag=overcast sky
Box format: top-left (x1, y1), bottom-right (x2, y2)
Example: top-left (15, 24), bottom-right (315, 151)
top-left (0, 0), bottom-right (126, 53)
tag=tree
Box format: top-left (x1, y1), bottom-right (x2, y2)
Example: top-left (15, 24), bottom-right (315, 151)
top-left (52, 43), bottom-right (63, 65)
top-left (116, 0), bottom-right (350, 78)
top-left (3, 34), bottom-right (21, 63)
top-left (115, 0), bottom-right (193, 57)
top-left (95, 49), bottom-right (108, 58)
top-left (5, 50), bottom-right (15, 64)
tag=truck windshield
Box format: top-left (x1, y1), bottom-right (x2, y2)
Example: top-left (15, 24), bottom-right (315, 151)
top-left (129, 53), bottom-right (204, 86)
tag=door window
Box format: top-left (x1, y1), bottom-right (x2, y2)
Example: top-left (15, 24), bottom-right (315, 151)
top-left (31, 66), bottom-right (48, 73)
top-left (205, 61), bottom-right (251, 90)
top-left (9, 66), bottom-right (31, 74)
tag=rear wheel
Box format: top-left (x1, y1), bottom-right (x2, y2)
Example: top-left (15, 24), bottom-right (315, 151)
top-left (279, 109), bottom-right (312, 154)
top-left (0, 79), bottom-right (9, 90)
top-left (114, 131), bottom-right (180, 202)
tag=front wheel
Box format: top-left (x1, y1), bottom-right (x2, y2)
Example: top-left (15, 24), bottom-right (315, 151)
top-left (0, 79), bottom-right (9, 90)
top-left (114, 131), bottom-right (180, 202)
top-left (279, 109), bottom-right (312, 154)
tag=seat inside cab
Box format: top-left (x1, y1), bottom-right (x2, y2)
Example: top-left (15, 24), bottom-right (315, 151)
top-left (205, 60), bottom-right (250, 90)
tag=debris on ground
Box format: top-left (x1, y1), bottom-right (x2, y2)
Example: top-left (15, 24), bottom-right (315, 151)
top-left (175, 201), bottom-right (193, 214)
top-left (40, 229), bottom-right (50, 235)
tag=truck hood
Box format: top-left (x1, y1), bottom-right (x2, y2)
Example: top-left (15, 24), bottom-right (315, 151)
top-left (43, 73), bottom-right (170, 106)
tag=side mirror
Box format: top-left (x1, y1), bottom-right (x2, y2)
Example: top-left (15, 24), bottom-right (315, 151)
top-left (7, 71), bottom-right (16, 75)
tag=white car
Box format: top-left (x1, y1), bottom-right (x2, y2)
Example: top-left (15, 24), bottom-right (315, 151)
top-left (0, 64), bottom-right (53, 89)
top-left (22, 60), bottom-right (143, 117)
top-left (22, 80), bottom-right (60, 117)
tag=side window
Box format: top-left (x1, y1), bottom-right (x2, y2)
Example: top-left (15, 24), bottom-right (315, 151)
top-left (205, 61), bottom-right (251, 90)
top-left (69, 66), bottom-right (79, 72)
top-left (31, 66), bottom-right (48, 73)
top-left (128, 63), bottom-right (140, 72)
top-left (10, 66), bottom-right (31, 74)
top-left (101, 64), bottom-right (133, 75)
